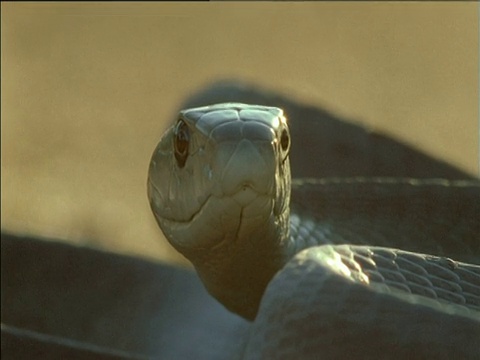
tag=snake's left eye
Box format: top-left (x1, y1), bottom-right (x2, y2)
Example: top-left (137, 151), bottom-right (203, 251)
top-left (280, 129), bottom-right (290, 152)
top-left (174, 120), bottom-right (189, 168)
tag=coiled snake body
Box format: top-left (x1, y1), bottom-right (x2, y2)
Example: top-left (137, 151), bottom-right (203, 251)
top-left (148, 103), bottom-right (480, 359)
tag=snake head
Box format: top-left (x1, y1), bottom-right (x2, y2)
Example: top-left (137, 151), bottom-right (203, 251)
top-left (148, 103), bottom-right (291, 252)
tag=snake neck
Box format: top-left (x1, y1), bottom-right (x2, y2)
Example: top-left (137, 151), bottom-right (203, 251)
top-left (180, 209), bottom-right (293, 321)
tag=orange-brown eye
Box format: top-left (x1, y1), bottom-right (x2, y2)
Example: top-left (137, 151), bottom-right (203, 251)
top-left (174, 120), bottom-right (189, 168)
top-left (280, 129), bottom-right (290, 152)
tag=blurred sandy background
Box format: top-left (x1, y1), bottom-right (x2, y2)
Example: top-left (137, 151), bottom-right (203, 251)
top-left (1, 3), bottom-right (478, 267)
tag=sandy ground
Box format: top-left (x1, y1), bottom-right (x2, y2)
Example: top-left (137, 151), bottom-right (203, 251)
top-left (1, 3), bottom-right (478, 267)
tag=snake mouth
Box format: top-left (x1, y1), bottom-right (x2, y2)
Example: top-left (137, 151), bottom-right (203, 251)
top-left (157, 189), bottom-right (274, 250)
top-left (150, 174), bottom-right (268, 227)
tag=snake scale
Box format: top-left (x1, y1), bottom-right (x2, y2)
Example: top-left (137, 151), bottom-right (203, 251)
top-left (147, 103), bottom-right (480, 359)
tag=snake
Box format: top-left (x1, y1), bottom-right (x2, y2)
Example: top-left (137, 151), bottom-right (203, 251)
top-left (147, 103), bottom-right (480, 359)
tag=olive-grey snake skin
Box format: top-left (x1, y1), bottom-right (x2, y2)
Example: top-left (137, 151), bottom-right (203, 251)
top-left (148, 103), bottom-right (479, 359)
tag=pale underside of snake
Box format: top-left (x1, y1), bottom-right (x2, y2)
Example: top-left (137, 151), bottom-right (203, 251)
top-left (147, 103), bottom-right (480, 359)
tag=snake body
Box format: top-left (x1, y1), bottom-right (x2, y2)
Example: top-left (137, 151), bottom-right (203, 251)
top-left (148, 103), bottom-right (480, 358)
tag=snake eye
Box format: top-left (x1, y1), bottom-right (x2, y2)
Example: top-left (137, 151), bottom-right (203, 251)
top-left (174, 120), bottom-right (189, 168)
top-left (280, 129), bottom-right (290, 152)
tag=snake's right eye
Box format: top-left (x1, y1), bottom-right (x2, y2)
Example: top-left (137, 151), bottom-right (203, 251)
top-left (174, 120), bottom-right (189, 168)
